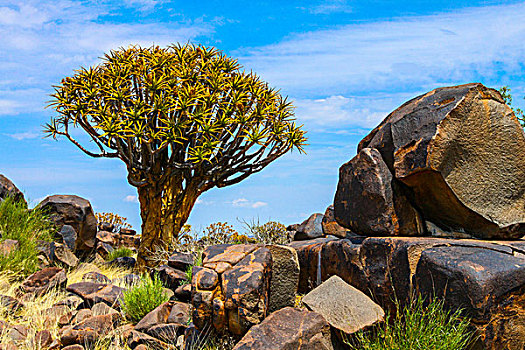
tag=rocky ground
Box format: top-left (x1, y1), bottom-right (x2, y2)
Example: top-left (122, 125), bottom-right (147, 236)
top-left (0, 83), bottom-right (523, 350)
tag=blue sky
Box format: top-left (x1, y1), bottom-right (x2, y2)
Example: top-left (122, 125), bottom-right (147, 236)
top-left (1, 0), bottom-right (525, 233)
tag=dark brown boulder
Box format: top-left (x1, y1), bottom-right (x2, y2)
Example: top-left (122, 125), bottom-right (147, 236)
top-left (233, 307), bottom-right (333, 350)
top-left (335, 147), bottom-right (423, 236)
top-left (60, 313), bottom-right (121, 346)
top-left (293, 213), bottom-right (325, 241)
top-left (135, 301), bottom-right (173, 333)
top-left (266, 245), bottom-right (299, 313)
top-left (156, 265), bottom-right (187, 290)
top-left (168, 251), bottom-right (194, 271)
top-left (20, 267), bottom-right (67, 296)
top-left (37, 195), bottom-right (98, 252)
top-left (321, 205), bottom-right (353, 238)
top-left (351, 83), bottom-right (525, 239)
top-left (0, 174), bottom-right (25, 206)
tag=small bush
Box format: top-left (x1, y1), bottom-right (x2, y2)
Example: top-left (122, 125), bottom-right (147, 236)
top-left (106, 247), bottom-right (134, 262)
top-left (0, 197), bottom-right (54, 276)
top-left (242, 219), bottom-right (290, 245)
top-left (95, 212), bottom-right (132, 232)
top-left (344, 295), bottom-right (474, 350)
top-left (120, 274), bottom-right (170, 323)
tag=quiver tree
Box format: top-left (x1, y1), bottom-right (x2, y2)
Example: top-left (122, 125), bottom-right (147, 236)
top-left (45, 44), bottom-right (307, 269)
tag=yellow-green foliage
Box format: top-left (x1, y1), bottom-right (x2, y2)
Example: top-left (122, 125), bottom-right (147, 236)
top-left (243, 219), bottom-right (290, 245)
top-left (499, 86), bottom-right (525, 127)
top-left (95, 212), bottom-right (132, 232)
top-left (106, 247), bottom-right (135, 262)
top-left (0, 197), bottom-right (54, 277)
top-left (120, 274), bottom-right (170, 323)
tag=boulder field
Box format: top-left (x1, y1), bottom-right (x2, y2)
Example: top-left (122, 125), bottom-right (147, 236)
top-left (0, 83), bottom-right (523, 349)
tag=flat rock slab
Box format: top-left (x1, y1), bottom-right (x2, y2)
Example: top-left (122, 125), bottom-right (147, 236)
top-left (233, 307), bottom-right (333, 350)
top-left (303, 275), bottom-right (384, 334)
top-left (266, 245), bottom-right (299, 313)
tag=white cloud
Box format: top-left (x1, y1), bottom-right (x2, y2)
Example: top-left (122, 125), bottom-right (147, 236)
top-left (303, 0), bottom-right (352, 15)
top-left (0, 0), bottom-right (215, 118)
top-left (232, 198), bottom-right (268, 208)
top-left (238, 2), bottom-right (525, 97)
top-left (124, 195), bottom-right (138, 203)
top-left (5, 131), bottom-right (39, 140)
top-left (196, 198), bottom-right (214, 206)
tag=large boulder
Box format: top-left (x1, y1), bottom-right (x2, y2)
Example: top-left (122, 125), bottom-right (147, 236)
top-left (266, 245), bottom-right (299, 313)
top-left (293, 213), bottom-right (325, 241)
top-left (335, 83), bottom-right (525, 239)
top-left (38, 195), bottom-right (98, 252)
top-left (193, 244), bottom-right (272, 336)
top-left (233, 307), bottom-right (333, 350)
top-left (0, 174), bottom-right (26, 206)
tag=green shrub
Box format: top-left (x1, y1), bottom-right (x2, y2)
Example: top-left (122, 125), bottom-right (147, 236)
top-left (106, 247), bottom-right (134, 261)
top-left (344, 295), bottom-right (474, 350)
top-left (242, 219), bottom-right (290, 245)
top-left (120, 274), bottom-right (170, 323)
top-left (0, 197), bottom-right (54, 276)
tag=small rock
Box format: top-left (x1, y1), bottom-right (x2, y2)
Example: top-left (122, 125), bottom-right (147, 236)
top-left (54, 244), bottom-right (79, 268)
top-left (6, 324), bottom-right (28, 344)
top-left (82, 271), bottom-right (111, 284)
top-left (59, 225), bottom-right (77, 251)
top-left (156, 265), bottom-right (186, 290)
top-left (174, 284), bottom-right (191, 302)
top-left (194, 267), bottom-right (218, 290)
top-left (96, 230), bottom-right (119, 246)
top-left (20, 267), bottom-right (67, 297)
top-left (127, 330), bottom-right (170, 349)
top-left (0, 295), bottom-right (23, 314)
top-left (119, 227), bottom-right (136, 235)
top-left (0, 174), bottom-right (26, 206)
top-left (168, 252), bottom-right (194, 271)
top-left (98, 221), bottom-right (115, 233)
top-left (0, 239), bottom-right (19, 256)
top-left (293, 213), bottom-right (325, 241)
top-left (96, 242), bottom-right (114, 260)
top-left (302, 275), bottom-right (384, 334)
top-left (91, 302), bottom-right (118, 316)
top-left (135, 301), bottom-right (173, 333)
top-left (62, 345), bottom-right (85, 350)
top-left (233, 307), bottom-right (333, 350)
top-left (147, 323), bottom-right (183, 343)
top-left (34, 329), bottom-right (53, 348)
top-left (71, 309), bottom-right (93, 325)
top-left (167, 302), bottom-right (190, 324)
top-left (60, 313), bottom-right (121, 346)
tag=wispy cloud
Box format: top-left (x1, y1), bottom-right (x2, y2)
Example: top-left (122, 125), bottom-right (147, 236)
top-left (124, 195), bottom-right (139, 203)
top-left (232, 198), bottom-right (268, 209)
top-left (239, 2), bottom-right (525, 98)
top-left (302, 0), bottom-right (352, 15)
top-left (0, 0), bottom-right (215, 117)
top-left (5, 131), bottom-right (39, 140)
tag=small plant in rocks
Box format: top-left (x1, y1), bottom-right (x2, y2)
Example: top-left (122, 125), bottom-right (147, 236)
top-left (120, 273), bottom-right (170, 323)
top-left (344, 295), bottom-right (474, 350)
top-left (0, 196), bottom-right (54, 276)
top-left (106, 247), bottom-right (134, 262)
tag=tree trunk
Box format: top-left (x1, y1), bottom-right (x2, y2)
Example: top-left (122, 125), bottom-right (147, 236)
top-left (135, 181), bottom-right (199, 271)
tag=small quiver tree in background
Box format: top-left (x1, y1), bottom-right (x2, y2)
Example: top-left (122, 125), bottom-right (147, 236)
top-left (45, 44), bottom-right (307, 269)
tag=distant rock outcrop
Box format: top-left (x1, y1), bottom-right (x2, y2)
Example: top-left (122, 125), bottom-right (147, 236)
top-left (335, 83), bottom-right (525, 239)
top-left (0, 174), bottom-right (26, 207)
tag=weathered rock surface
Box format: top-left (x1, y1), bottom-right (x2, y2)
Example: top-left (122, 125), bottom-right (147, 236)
top-left (322, 205), bottom-right (354, 238)
top-left (293, 213), bottom-right (325, 241)
top-left (60, 313), bottom-right (120, 346)
top-left (335, 147), bottom-right (423, 236)
top-left (233, 307), bottom-right (333, 350)
top-left (335, 83), bottom-right (525, 239)
top-left (156, 265), bottom-right (186, 290)
top-left (37, 195), bottom-right (98, 252)
top-left (193, 244), bottom-right (272, 336)
top-left (303, 275), bottom-right (384, 334)
top-left (291, 236), bottom-right (525, 349)
top-left (0, 175), bottom-right (26, 206)
top-left (168, 251), bottom-right (194, 271)
top-left (0, 239), bottom-right (19, 256)
top-left (266, 245), bottom-right (299, 313)
top-left (20, 267), bottom-right (67, 296)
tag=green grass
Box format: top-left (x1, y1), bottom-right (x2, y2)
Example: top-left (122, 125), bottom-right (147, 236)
top-left (120, 273), bottom-right (171, 324)
top-left (344, 295), bottom-right (474, 350)
top-left (182, 253), bottom-right (203, 286)
top-left (0, 197), bottom-right (54, 277)
top-left (106, 247), bottom-right (134, 261)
